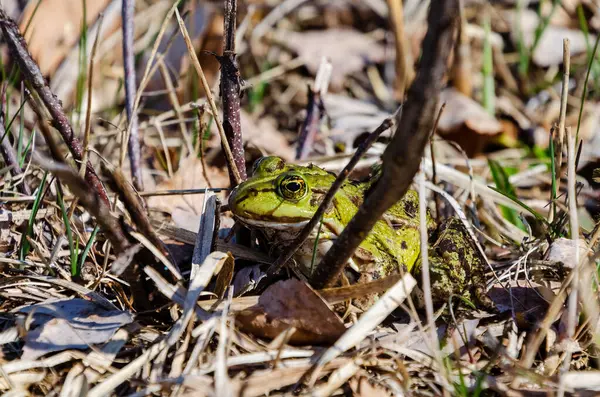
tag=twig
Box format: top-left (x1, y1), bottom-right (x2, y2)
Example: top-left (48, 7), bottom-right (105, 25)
top-left (119, 1), bottom-right (178, 171)
top-left (194, 104), bottom-right (213, 188)
top-left (452, 0), bottom-right (472, 96)
top-left (71, 12), bottom-right (106, 226)
top-left (80, 14), bottom-right (104, 179)
top-left (122, 0), bottom-right (143, 191)
top-left (0, 83), bottom-right (30, 195)
top-left (311, 0), bottom-right (459, 289)
top-left (217, 0), bottom-right (247, 184)
top-left (562, 126), bottom-right (579, 379)
top-left (174, 9), bottom-right (242, 185)
top-left (429, 102), bottom-right (446, 223)
top-left (295, 58), bottom-right (331, 160)
top-left (386, 0), bottom-right (414, 99)
top-left (268, 117), bottom-right (394, 279)
top-left (158, 58), bottom-right (193, 155)
top-left (295, 87), bottom-right (324, 160)
top-left (556, 38), bottom-right (570, 181)
top-left (418, 170), bottom-right (438, 347)
top-left (0, 8), bottom-right (110, 205)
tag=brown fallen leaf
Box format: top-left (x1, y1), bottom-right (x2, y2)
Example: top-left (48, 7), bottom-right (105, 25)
top-left (285, 28), bottom-right (385, 89)
top-left (236, 279), bottom-right (346, 344)
top-left (436, 88), bottom-right (502, 156)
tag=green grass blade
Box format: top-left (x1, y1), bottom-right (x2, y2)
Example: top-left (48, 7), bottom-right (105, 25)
top-left (576, 32), bottom-right (600, 145)
top-left (79, 225), bottom-right (99, 270)
top-left (20, 130), bottom-right (35, 168)
top-left (549, 134), bottom-right (557, 221)
top-left (56, 182), bottom-right (79, 277)
top-left (19, 171), bottom-right (48, 260)
top-left (488, 159), bottom-right (526, 230)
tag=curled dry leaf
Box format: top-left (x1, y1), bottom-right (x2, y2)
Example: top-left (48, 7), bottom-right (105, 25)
top-left (437, 88), bottom-right (502, 156)
top-left (236, 279), bottom-right (346, 344)
top-left (285, 29), bottom-right (385, 89)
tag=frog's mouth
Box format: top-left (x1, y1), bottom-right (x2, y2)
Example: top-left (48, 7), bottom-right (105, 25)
top-left (234, 215), bottom-right (309, 230)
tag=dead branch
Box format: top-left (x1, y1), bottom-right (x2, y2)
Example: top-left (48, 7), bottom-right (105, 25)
top-left (121, 0), bottom-right (143, 191)
top-left (218, 0), bottom-right (247, 183)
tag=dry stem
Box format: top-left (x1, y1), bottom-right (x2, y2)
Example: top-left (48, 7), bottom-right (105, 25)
top-left (122, 0), bottom-right (143, 190)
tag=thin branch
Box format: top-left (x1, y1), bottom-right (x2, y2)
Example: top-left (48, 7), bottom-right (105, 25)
top-left (311, 0), bottom-right (460, 289)
top-left (295, 58), bottom-right (331, 160)
top-left (0, 8), bottom-right (110, 205)
top-left (562, 126), bottom-right (579, 378)
top-left (429, 102), bottom-right (446, 223)
top-left (158, 58), bottom-right (193, 155)
top-left (386, 0), bottom-right (414, 99)
top-left (122, 0), bottom-right (143, 191)
top-left (218, 0), bottom-right (247, 184)
top-left (80, 14), bottom-right (104, 179)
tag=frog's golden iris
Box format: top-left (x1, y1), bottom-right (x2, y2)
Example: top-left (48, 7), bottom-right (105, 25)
top-left (277, 174), bottom-right (307, 201)
top-left (228, 156), bottom-right (493, 309)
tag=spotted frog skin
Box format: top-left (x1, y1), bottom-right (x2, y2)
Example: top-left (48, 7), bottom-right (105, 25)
top-left (228, 156), bottom-right (492, 309)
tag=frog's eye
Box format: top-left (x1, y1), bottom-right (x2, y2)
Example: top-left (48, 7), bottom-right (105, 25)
top-left (278, 174), bottom-right (307, 200)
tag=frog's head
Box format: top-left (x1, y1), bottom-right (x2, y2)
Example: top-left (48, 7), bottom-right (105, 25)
top-left (228, 156), bottom-right (336, 230)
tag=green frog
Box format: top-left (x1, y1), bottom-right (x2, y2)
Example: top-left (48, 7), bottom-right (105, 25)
top-left (228, 156), bottom-right (493, 310)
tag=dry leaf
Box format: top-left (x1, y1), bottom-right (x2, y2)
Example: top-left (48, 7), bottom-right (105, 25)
top-left (18, 298), bottom-right (133, 360)
top-left (236, 279), bottom-right (346, 344)
top-left (437, 88), bottom-right (502, 156)
top-left (487, 282), bottom-right (549, 321)
top-left (285, 29), bottom-right (385, 89)
top-left (213, 252), bottom-right (235, 299)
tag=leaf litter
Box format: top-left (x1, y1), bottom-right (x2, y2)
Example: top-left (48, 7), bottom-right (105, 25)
top-left (1, 0), bottom-right (600, 395)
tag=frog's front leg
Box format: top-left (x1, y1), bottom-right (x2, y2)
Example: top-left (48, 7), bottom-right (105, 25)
top-left (414, 217), bottom-right (495, 311)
